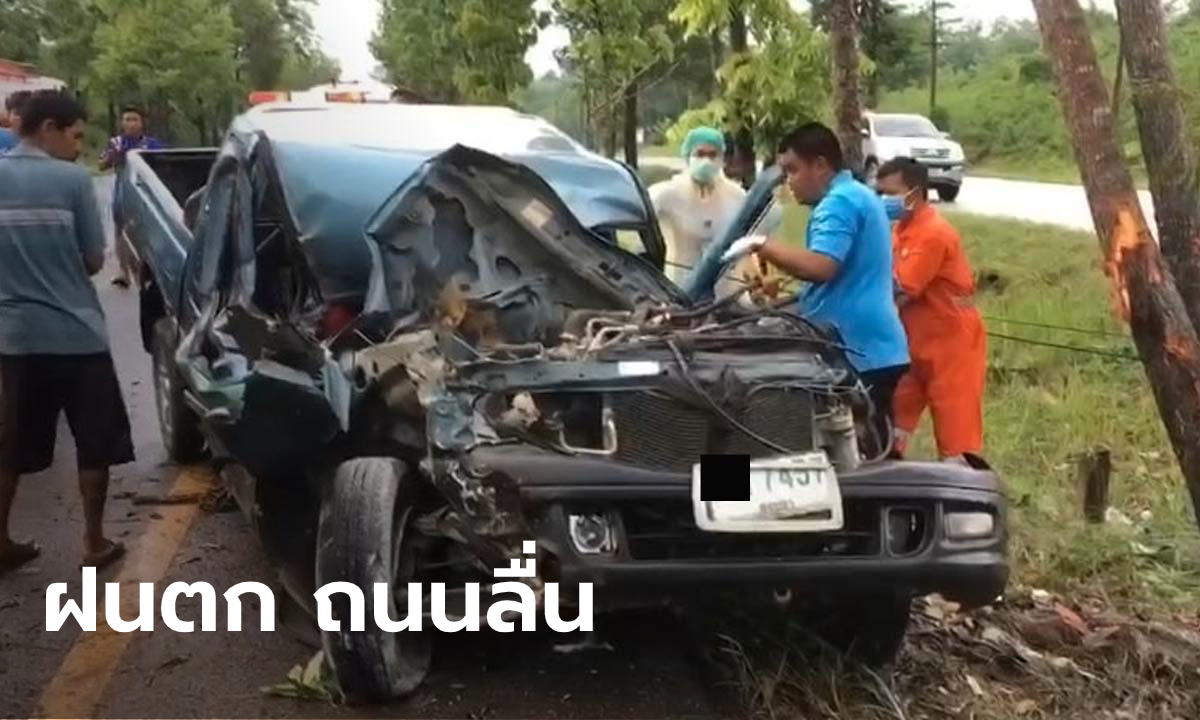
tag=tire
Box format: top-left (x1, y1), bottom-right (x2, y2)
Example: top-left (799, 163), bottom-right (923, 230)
top-left (317, 458), bottom-right (431, 702)
top-left (151, 318), bottom-right (206, 463)
top-left (784, 590), bottom-right (912, 667)
top-left (936, 184), bottom-right (960, 202)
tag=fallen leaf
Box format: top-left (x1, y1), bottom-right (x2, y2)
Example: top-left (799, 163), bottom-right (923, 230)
top-left (1054, 603), bottom-right (1091, 637)
top-left (965, 673), bottom-right (985, 697)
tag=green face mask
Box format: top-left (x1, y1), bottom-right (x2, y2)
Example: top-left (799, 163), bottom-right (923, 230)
top-left (689, 156), bottom-right (721, 185)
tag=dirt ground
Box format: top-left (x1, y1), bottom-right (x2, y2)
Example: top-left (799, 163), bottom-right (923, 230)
top-left (698, 590), bottom-right (1200, 720)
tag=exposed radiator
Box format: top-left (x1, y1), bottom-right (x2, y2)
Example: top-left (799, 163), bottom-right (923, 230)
top-left (610, 388), bottom-right (814, 473)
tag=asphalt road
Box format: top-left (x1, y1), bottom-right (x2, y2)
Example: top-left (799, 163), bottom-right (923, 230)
top-left (952, 175), bottom-right (1156, 233)
top-left (0, 177), bottom-right (737, 719)
top-left (642, 156), bottom-right (1156, 233)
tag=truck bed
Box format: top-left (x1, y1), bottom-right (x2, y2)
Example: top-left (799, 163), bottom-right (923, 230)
top-left (120, 148), bottom-right (217, 319)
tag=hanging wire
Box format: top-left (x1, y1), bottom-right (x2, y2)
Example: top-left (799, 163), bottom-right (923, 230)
top-left (983, 315), bottom-right (1129, 339)
top-left (665, 255), bottom-right (1139, 361)
top-left (986, 331), bottom-right (1138, 362)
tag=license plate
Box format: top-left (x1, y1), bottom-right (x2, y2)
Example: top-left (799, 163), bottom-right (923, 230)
top-left (691, 452), bottom-right (844, 533)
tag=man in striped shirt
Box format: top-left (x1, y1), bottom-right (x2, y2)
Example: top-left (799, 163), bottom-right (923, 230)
top-left (0, 91), bottom-right (133, 574)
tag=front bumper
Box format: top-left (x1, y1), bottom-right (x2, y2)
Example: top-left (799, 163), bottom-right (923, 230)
top-left (466, 447), bottom-right (1008, 609)
top-left (920, 162), bottom-right (965, 187)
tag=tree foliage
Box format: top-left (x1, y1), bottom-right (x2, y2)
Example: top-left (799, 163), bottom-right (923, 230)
top-left (0, 0), bottom-right (43, 63)
top-left (2, 0), bottom-right (332, 144)
top-left (552, 0), bottom-right (674, 152)
top-left (90, 0), bottom-right (240, 141)
top-left (229, 0), bottom-right (287, 88)
top-left (371, 0), bottom-right (543, 104)
top-left (667, 0), bottom-right (828, 158)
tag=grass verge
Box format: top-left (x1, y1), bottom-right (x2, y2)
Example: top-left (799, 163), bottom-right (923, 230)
top-left (971, 158), bottom-right (1149, 188)
top-left (940, 211), bottom-right (1200, 617)
top-left (699, 212), bottom-right (1200, 719)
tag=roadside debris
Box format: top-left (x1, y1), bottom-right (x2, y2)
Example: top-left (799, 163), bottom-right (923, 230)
top-left (552, 633), bottom-right (615, 654)
top-left (145, 654), bottom-right (190, 687)
top-left (131, 493), bottom-right (204, 506)
top-left (200, 483), bottom-right (237, 514)
top-left (262, 650), bottom-right (344, 704)
top-left (702, 590), bottom-right (1200, 720)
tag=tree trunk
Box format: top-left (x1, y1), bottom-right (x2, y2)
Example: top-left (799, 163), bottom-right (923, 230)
top-left (582, 70), bottom-right (595, 150)
top-left (623, 78), bottom-right (639, 169)
top-left (831, 0), bottom-right (865, 175)
top-left (1031, 0), bottom-right (1200, 530)
top-left (1115, 0), bottom-right (1200, 339)
top-left (605, 105), bottom-right (618, 158)
top-left (728, 4), bottom-right (756, 188)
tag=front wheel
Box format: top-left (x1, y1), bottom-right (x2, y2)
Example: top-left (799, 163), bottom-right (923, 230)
top-left (150, 318), bottom-right (206, 463)
top-left (316, 458), bottom-right (431, 702)
top-left (936, 184), bottom-right (961, 202)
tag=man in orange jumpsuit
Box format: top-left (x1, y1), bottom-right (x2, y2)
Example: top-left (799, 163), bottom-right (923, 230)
top-left (876, 158), bottom-right (986, 463)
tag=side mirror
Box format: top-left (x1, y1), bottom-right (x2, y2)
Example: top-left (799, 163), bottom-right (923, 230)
top-left (860, 127), bottom-right (870, 138)
top-left (940, 131), bottom-right (951, 139)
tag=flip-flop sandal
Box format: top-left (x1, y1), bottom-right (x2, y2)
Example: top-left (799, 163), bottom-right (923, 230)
top-left (81, 540), bottom-right (126, 571)
top-left (0, 541), bottom-right (41, 576)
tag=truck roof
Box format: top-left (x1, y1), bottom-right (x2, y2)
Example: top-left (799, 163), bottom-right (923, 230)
top-left (215, 101), bottom-right (653, 304)
top-left (231, 102), bottom-right (650, 231)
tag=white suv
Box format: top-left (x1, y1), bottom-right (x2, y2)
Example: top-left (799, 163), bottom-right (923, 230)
top-left (863, 112), bottom-right (967, 202)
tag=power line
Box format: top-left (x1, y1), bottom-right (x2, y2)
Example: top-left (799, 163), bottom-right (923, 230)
top-left (984, 315), bottom-right (1129, 339)
top-left (664, 262), bottom-right (1137, 360)
top-left (986, 331), bottom-right (1138, 362)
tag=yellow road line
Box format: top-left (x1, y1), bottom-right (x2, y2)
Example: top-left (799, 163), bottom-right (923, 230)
top-left (35, 466), bottom-right (215, 719)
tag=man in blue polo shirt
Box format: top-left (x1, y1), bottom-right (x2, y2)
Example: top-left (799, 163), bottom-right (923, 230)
top-left (723, 122), bottom-right (909, 447)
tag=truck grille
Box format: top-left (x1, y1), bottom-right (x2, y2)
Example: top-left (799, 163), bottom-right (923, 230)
top-left (611, 388), bottom-right (813, 472)
top-left (617, 499), bottom-right (884, 560)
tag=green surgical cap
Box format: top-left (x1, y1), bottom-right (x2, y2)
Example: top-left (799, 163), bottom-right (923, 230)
top-left (681, 126), bottom-right (725, 158)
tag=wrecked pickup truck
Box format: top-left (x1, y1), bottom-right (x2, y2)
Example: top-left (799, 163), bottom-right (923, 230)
top-left (119, 102), bottom-right (1008, 701)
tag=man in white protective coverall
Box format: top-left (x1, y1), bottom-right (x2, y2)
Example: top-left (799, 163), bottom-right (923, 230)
top-left (649, 126), bottom-right (782, 300)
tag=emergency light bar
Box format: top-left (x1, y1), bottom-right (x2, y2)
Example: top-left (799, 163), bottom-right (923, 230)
top-left (248, 90), bottom-right (291, 106)
top-left (324, 90), bottom-right (366, 103)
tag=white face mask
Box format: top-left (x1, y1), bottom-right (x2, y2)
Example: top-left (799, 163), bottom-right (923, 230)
top-left (688, 156), bottom-right (721, 185)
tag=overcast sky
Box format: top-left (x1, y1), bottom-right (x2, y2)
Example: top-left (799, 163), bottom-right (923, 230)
top-left (313, 0), bottom-right (1117, 82)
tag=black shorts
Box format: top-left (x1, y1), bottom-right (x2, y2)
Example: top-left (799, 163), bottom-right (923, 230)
top-left (0, 353), bottom-right (135, 474)
top-left (859, 363), bottom-right (910, 455)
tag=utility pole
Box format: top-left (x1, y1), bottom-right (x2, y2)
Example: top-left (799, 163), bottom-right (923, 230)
top-left (927, 1), bottom-right (958, 122)
top-left (929, 0), bottom-right (938, 117)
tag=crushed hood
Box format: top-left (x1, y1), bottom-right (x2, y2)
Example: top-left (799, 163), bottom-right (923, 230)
top-left (363, 145), bottom-right (688, 346)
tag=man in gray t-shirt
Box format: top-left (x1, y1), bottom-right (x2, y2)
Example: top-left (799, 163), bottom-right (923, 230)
top-left (0, 91), bottom-right (133, 575)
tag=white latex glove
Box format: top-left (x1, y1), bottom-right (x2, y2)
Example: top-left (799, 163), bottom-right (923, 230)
top-left (720, 234), bottom-right (767, 264)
